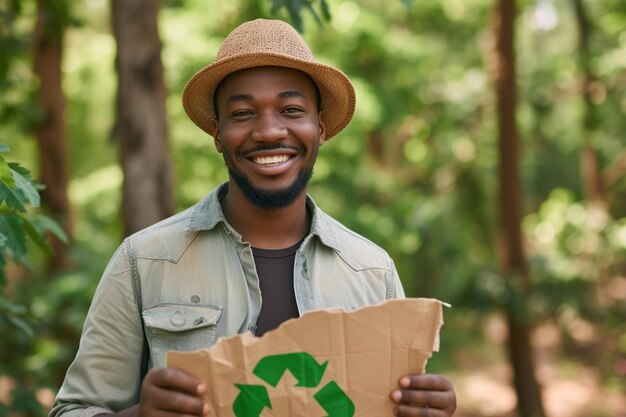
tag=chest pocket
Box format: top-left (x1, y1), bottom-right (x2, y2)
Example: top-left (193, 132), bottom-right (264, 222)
top-left (142, 304), bottom-right (222, 368)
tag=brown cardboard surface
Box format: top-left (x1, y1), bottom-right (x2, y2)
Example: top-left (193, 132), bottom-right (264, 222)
top-left (167, 298), bottom-right (445, 416)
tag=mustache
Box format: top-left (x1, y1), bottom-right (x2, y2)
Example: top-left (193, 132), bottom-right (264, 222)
top-left (239, 143), bottom-right (302, 156)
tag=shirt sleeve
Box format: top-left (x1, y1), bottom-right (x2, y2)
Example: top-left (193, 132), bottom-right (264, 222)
top-left (49, 245), bottom-right (144, 417)
top-left (388, 257), bottom-right (406, 299)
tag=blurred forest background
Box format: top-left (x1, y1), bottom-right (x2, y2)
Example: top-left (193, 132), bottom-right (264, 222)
top-left (1, 0), bottom-right (625, 416)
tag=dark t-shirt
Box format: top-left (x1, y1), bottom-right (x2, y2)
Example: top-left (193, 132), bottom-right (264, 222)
top-left (252, 239), bottom-right (302, 336)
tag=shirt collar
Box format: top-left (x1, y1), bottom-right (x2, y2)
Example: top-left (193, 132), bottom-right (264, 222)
top-left (185, 182), bottom-right (340, 252)
top-left (185, 183), bottom-right (229, 232)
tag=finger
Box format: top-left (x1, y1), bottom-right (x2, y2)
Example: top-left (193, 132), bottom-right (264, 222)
top-left (141, 369), bottom-right (210, 416)
top-left (155, 390), bottom-right (209, 415)
top-left (145, 386), bottom-right (210, 416)
top-left (392, 389), bottom-right (452, 409)
top-left (149, 368), bottom-right (206, 395)
top-left (399, 374), bottom-right (453, 391)
top-left (395, 403), bottom-right (447, 417)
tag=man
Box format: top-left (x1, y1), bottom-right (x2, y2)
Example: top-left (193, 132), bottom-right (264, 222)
top-left (50, 19), bottom-right (457, 417)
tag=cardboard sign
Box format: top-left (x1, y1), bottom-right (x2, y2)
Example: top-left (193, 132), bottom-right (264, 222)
top-left (167, 298), bottom-right (445, 416)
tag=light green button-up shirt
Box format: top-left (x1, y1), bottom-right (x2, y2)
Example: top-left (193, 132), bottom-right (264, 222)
top-left (50, 184), bottom-right (405, 417)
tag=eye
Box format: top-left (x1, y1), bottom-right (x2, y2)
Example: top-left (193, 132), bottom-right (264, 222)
top-left (282, 106), bottom-right (304, 114)
top-left (231, 109), bottom-right (253, 118)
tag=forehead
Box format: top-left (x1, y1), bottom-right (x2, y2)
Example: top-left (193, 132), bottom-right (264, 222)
top-left (216, 66), bottom-right (318, 100)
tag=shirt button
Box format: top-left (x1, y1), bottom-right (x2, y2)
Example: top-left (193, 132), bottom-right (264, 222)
top-left (170, 311), bottom-right (186, 328)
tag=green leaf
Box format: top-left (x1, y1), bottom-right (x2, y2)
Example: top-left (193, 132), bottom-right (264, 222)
top-left (0, 296), bottom-right (28, 315)
top-left (0, 162), bottom-right (40, 211)
top-left (304, 1), bottom-right (322, 27)
top-left (0, 144), bottom-right (10, 153)
top-left (0, 214), bottom-right (27, 259)
top-left (9, 162), bottom-right (43, 191)
top-left (12, 168), bottom-right (40, 208)
top-left (21, 217), bottom-right (52, 254)
top-left (6, 314), bottom-right (34, 338)
top-left (0, 181), bottom-right (26, 212)
top-left (270, 0), bottom-right (282, 15)
top-left (33, 214), bottom-right (69, 243)
top-left (319, 0), bottom-right (331, 20)
top-left (0, 155), bottom-right (15, 189)
top-left (8, 162), bottom-right (32, 177)
top-left (0, 231), bottom-right (7, 249)
top-left (286, 0), bottom-right (305, 32)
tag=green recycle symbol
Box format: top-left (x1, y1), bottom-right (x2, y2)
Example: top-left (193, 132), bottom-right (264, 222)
top-left (232, 352), bottom-right (355, 417)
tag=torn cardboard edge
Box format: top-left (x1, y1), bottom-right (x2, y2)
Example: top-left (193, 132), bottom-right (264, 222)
top-left (168, 297), bottom-right (448, 416)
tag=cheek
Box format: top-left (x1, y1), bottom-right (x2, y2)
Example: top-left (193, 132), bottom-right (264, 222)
top-left (214, 125), bottom-right (247, 152)
top-left (293, 119), bottom-right (323, 142)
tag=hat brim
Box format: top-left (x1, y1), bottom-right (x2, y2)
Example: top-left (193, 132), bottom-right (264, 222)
top-left (182, 52), bottom-right (356, 139)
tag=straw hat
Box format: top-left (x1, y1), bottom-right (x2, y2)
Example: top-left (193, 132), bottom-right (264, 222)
top-left (182, 19), bottom-right (356, 140)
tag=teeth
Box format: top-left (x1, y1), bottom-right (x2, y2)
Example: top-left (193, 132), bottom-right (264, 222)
top-left (253, 155), bottom-right (290, 165)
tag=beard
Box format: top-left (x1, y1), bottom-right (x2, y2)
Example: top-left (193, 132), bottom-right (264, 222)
top-left (227, 166), bottom-right (313, 209)
top-left (223, 145), bottom-right (318, 209)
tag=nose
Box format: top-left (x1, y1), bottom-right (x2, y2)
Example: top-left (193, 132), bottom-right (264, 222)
top-left (250, 112), bottom-right (287, 143)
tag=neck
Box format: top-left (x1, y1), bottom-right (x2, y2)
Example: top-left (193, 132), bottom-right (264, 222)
top-left (220, 181), bottom-right (310, 249)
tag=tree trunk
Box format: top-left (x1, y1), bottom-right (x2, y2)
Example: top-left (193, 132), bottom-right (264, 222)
top-left (111, 0), bottom-right (174, 237)
top-left (491, 1), bottom-right (547, 416)
top-left (33, 0), bottom-right (73, 271)
top-left (573, 0), bottom-right (606, 209)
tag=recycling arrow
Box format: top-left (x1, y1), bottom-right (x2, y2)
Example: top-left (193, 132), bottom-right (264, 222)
top-left (253, 352), bottom-right (328, 387)
top-left (233, 352), bottom-right (354, 417)
top-left (232, 384), bottom-right (271, 417)
top-left (314, 381), bottom-right (355, 417)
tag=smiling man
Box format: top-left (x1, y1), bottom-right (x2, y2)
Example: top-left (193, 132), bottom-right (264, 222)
top-left (50, 19), bottom-right (457, 417)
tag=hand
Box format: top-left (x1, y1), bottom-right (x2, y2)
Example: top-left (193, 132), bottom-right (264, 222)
top-left (138, 368), bottom-right (210, 417)
top-left (389, 373), bottom-right (456, 416)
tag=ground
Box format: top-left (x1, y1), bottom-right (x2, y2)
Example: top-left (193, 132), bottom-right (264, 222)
top-left (450, 314), bottom-right (625, 417)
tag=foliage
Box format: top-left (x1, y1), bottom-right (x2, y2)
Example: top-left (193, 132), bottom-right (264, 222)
top-left (0, 143), bottom-right (70, 416)
top-left (524, 189), bottom-right (626, 380)
top-left (269, 0), bottom-right (331, 32)
top-left (0, 144), bottom-right (67, 336)
top-left (0, 0), bottom-right (40, 135)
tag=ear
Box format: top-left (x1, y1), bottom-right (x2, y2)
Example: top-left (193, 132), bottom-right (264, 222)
top-left (212, 119), bottom-right (223, 153)
top-left (318, 111), bottom-right (326, 146)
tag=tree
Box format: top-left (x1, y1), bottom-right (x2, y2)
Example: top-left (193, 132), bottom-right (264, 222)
top-left (573, 0), bottom-right (606, 210)
top-left (33, 0), bottom-right (73, 271)
top-left (111, 0), bottom-right (175, 237)
top-left (490, 1), bottom-right (546, 416)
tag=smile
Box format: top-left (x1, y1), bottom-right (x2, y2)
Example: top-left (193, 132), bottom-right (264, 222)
top-left (251, 155), bottom-right (292, 165)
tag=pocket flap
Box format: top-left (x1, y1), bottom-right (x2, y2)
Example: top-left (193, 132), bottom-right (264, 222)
top-left (143, 304), bottom-right (222, 332)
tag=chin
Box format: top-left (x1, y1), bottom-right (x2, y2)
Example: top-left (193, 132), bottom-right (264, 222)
top-left (230, 168), bottom-right (313, 210)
